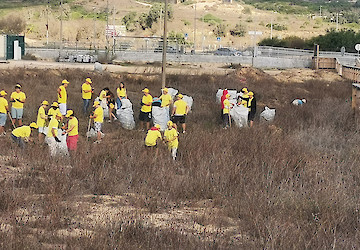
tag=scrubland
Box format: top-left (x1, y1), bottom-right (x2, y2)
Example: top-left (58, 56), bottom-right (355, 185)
top-left (0, 67), bottom-right (358, 249)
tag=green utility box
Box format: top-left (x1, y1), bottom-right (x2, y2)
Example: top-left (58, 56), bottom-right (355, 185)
top-left (6, 35), bottom-right (25, 60)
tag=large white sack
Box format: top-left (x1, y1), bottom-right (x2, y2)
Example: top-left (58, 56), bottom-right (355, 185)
top-left (152, 106), bottom-right (170, 131)
top-left (230, 105), bottom-right (248, 128)
top-left (260, 107), bottom-right (276, 122)
top-left (183, 95), bottom-right (194, 111)
top-left (44, 127), bottom-right (69, 156)
top-left (95, 97), bottom-right (109, 118)
top-left (167, 88), bottom-right (178, 98)
top-left (116, 99), bottom-right (135, 130)
top-left (216, 89), bottom-right (237, 103)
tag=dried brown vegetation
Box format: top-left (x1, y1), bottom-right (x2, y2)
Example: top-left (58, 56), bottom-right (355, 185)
top-left (0, 67), bottom-right (358, 249)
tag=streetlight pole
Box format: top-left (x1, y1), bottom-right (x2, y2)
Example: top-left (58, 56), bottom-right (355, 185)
top-left (161, 0), bottom-right (168, 89)
top-left (93, 7), bottom-right (96, 51)
top-left (193, 3), bottom-right (197, 53)
top-left (319, 5), bottom-right (322, 17)
top-left (46, 1), bottom-right (49, 47)
top-left (59, 0), bottom-right (63, 57)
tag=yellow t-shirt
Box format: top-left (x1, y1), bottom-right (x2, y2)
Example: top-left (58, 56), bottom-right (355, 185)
top-left (117, 87), bottom-right (126, 98)
top-left (0, 97), bottom-right (8, 113)
top-left (10, 91), bottom-right (26, 109)
top-left (93, 106), bottom-right (104, 123)
top-left (141, 94), bottom-right (153, 113)
top-left (145, 129), bottom-right (162, 147)
top-left (164, 128), bottom-right (178, 149)
top-left (82, 83), bottom-right (92, 100)
top-left (47, 117), bottom-right (59, 137)
top-left (58, 85), bottom-right (67, 104)
top-left (37, 106), bottom-right (47, 127)
top-left (160, 94), bottom-right (172, 107)
top-left (48, 108), bottom-right (61, 118)
top-left (67, 117), bottom-right (78, 136)
top-left (223, 99), bottom-right (230, 114)
top-left (99, 90), bottom-right (107, 101)
top-left (174, 100), bottom-right (188, 115)
top-left (12, 126), bottom-right (31, 138)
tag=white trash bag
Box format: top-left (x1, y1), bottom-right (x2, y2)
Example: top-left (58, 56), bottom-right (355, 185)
top-left (167, 88), bottom-right (178, 98)
top-left (260, 106), bottom-right (276, 122)
top-left (152, 106), bottom-right (170, 131)
top-left (183, 95), bottom-right (194, 111)
top-left (230, 105), bottom-right (248, 128)
top-left (44, 127), bottom-right (69, 157)
top-left (116, 99), bottom-right (135, 130)
top-left (216, 89), bottom-right (237, 103)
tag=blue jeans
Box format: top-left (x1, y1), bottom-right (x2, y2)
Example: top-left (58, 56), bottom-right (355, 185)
top-left (83, 99), bottom-right (90, 114)
top-left (116, 97), bottom-right (124, 109)
top-left (11, 134), bottom-right (25, 149)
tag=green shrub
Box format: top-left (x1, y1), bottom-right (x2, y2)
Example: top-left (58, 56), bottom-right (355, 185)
top-left (265, 23), bottom-right (287, 31)
top-left (230, 23), bottom-right (246, 37)
top-left (200, 14), bottom-right (222, 24)
top-left (213, 23), bottom-right (227, 37)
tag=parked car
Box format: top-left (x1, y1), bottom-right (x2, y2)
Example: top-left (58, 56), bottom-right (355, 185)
top-left (214, 48), bottom-right (242, 56)
top-left (154, 46), bottom-right (179, 53)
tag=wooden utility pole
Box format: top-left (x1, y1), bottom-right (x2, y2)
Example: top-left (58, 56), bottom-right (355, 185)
top-left (161, 0), bottom-right (168, 89)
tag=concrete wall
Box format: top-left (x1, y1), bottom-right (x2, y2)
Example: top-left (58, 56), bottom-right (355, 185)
top-left (27, 48), bottom-right (313, 69)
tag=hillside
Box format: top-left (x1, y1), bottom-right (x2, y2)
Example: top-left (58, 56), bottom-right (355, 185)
top-left (0, 0), bottom-right (350, 50)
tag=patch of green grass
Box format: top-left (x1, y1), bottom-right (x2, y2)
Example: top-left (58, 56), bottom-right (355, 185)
top-left (200, 14), bottom-right (222, 25)
top-left (69, 5), bottom-right (107, 21)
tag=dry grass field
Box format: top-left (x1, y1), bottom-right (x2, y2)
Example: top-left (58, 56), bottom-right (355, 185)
top-left (0, 66), bottom-right (359, 248)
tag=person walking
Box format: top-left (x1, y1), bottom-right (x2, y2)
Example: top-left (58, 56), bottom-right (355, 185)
top-left (223, 94), bottom-right (231, 129)
top-left (57, 79), bottom-right (69, 115)
top-left (171, 94), bottom-right (189, 134)
top-left (116, 82), bottom-right (127, 109)
top-left (36, 100), bottom-right (49, 144)
top-left (164, 121), bottom-right (179, 160)
top-left (0, 90), bottom-right (9, 136)
top-left (248, 91), bottom-right (256, 127)
top-left (139, 88), bottom-right (153, 131)
top-left (10, 84), bottom-right (26, 127)
top-left (90, 101), bottom-right (104, 143)
top-left (144, 124), bottom-right (162, 157)
top-left (82, 78), bottom-right (93, 114)
top-left (159, 87), bottom-right (172, 120)
top-left (11, 122), bottom-right (38, 149)
top-left (45, 113), bottom-right (63, 156)
top-left (63, 110), bottom-right (78, 155)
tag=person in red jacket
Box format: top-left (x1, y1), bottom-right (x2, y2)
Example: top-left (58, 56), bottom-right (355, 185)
top-left (220, 89), bottom-right (228, 120)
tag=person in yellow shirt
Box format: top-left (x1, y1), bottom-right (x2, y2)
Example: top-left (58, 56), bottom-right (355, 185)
top-left (90, 101), bottom-right (104, 143)
top-left (11, 122), bottom-right (38, 149)
top-left (57, 79), bottom-right (69, 115)
top-left (144, 124), bottom-right (162, 157)
top-left (139, 88), bottom-right (153, 131)
top-left (0, 90), bottom-right (9, 136)
top-left (62, 110), bottom-right (79, 155)
top-left (223, 94), bottom-right (233, 129)
top-left (160, 87), bottom-right (172, 121)
top-left (164, 121), bottom-right (179, 160)
top-left (116, 82), bottom-right (127, 109)
top-left (171, 94), bottom-right (189, 134)
top-left (37, 100), bottom-right (49, 143)
top-left (48, 102), bottom-right (61, 119)
top-left (99, 87), bottom-right (110, 109)
top-left (82, 78), bottom-right (93, 114)
top-left (10, 84), bottom-right (26, 127)
top-left (45, 113), bottom-right (62, 156)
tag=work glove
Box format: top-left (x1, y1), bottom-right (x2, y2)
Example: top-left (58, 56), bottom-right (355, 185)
top-left (55, 137), bottom-right (61, 143)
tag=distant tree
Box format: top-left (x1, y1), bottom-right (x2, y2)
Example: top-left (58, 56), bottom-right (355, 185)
top-left (213, 24), bottom-right (227, 37)
top-left (258, 37), bottom-right (286, 47)
top-left (122, 12), bottom-right (137, 32)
